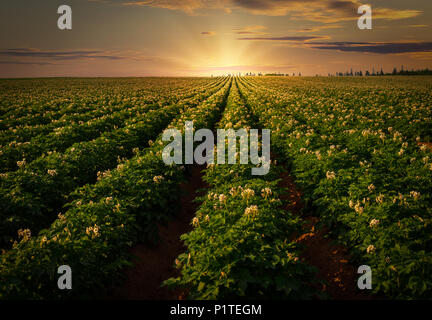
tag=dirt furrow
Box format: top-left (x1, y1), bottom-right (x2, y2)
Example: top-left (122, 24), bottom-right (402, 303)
top-left (108, 165), bottom-right (207, 300)
top-left (278, 171), bottom-right (373, 300)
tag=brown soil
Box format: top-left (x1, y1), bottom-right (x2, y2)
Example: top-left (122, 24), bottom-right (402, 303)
top-left (279, 171), bottom-right (373, 300)
top-left (108, 165), bottom-right (207, 300)
top-left (108, 164), bottom-right (374, 300)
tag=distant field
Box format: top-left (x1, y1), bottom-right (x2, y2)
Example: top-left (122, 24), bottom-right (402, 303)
top-left (1, 76), bottom-right (431, 299)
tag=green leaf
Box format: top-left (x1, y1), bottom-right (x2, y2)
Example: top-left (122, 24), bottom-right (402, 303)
top-left (198, 282), bottom-right (205, 292)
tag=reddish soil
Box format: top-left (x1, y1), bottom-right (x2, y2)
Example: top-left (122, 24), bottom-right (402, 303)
top-left (279, 172), bottom-right (373, 300)
top-left (108, 165), bottom-right (207, 300)
top-left (109, 163), bottom-right (374, 300)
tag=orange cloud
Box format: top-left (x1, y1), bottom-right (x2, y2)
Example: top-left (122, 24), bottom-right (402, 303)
top-left (121, 0), bottom-right (206, 15)
top-left (404, 52), bottom-right (432, 61)
top-left (238, 36), bottom-right (328, 42)
top-left (296, 24), bottom-right (342, 32)
top-left (305, 41), bottom-right (432, 54)
top-left (101, 0), bottom-right (423, 22)
top-left (233, 25), bottom-right (267, 35)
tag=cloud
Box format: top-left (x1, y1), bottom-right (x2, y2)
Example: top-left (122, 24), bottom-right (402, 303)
top-left (233, 25), bottom-right (267, 35)
top-left (94, 0), bottom-right (423, 22)
top-left (0, 60), bottom-right (55, 65)
top-left (0, 47), bottom-right (193, 77)
top-left (307, 42), bottom-right (432, 54)
top-left (0, 48), bottom-right (124, 60)
top-left (296, 24), bottom-right (342, 32)
top-left (201, 31), bottom-right (215, 35)
top-left (229, 0), bottom-right (421, 22)
top-left (105, 0), bottom-right (208, 15)
top-left (372, 7), bottom-right (422, 21)
top-left (238, 36), bottom-right (327, 42)
top-left (236, 37), bottom-right (432, 55)
top-left (0, 48), bottom-right (189, 69)
top-left (407, 52), bottom-right (432, 60)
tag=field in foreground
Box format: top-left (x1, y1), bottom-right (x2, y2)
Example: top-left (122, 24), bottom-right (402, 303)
top-left (0, 76), bottom-right (431, 299)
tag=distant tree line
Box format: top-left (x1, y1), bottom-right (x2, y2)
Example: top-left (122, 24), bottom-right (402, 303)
top-left (227, 67), bottom-right (432, 77)
top-left (330, 66), bottom-right (432, 77)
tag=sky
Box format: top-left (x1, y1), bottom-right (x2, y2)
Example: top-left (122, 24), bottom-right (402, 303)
top-left (0, 0), bottom-right (431, 77)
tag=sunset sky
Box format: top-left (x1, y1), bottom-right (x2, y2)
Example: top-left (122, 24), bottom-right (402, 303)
top-left (1, 0), bottom-right (431, 77)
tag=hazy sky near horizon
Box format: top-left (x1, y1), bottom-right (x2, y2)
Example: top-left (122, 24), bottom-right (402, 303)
top-left (0, 0), bottom-right (431, 77)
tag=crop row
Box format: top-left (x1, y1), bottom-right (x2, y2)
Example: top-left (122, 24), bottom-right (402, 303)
top-left (0, 101), bottom-right (130, 146)
top-left (0, 77), bottom-right (232, 299)
top-left (0, 78), bottom-right (227, 248)
top-left (237, 76), bottom-right (432, 299)
top-left (0, 78), bottom-right (225, 172)
top-left (164, 78), bottom-right (317, 299)
top-left (246, 77), bottom-right (432, 141)
top-left (0, 78), bottom-right (213, 131)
